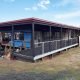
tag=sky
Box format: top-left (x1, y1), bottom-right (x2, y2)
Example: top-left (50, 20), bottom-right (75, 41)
top-left (0, 0), bottom-right (80, 27)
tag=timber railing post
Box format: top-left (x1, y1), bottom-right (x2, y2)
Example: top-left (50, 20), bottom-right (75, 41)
top-left (68, 28), bottom-right (69, 46)
top-left (42, 42), bottom-right (44, 54)
top-left (32, 22), bottom-right (35, 57)
top-left (11, 25), bottom-right (14, 52)
top-left (60, 27), bottom-right (62, 48)
top-left (56, 40), bottom-right (57, 50)
top-left (49, 26), bottom-right (52, 51)
top-left (65, 40), bottom-right (66, 47)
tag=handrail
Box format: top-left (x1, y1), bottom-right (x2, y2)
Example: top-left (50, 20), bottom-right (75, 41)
top-left (34, 37), bottom-right (77, 45)
top-left (34, 37), bottom-right (78, 55)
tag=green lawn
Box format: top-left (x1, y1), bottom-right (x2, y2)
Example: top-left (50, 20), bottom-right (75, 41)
top-left (0, 47), bottom-right (80, 80)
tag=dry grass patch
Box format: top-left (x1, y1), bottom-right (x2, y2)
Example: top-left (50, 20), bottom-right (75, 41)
top-left (0, 47), bottom-right (80, 74)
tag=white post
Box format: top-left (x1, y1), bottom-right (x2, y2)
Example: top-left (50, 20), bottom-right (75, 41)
top-left (56, 41), bottom-right (57, 49)
top-left (71, 39), bottom-right (72, 45)
top-left (65, 40), bottom-right (66, 47)
top-left (79, 36), bottom-right (80, 47)
top-left (42, 42), bottom-right (44, 54)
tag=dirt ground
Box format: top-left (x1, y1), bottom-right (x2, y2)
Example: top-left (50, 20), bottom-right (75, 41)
top-left (0, 47), bottom-right (80, 80)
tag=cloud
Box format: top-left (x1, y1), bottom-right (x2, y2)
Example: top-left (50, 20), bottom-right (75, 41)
top-left (37, 0), bottom-right (50, 9)
top-left (32, 6), bottom-right (38, 11)
top-left (24, 6), bottom-right (38, 11)
top-left (25, 6), bottom-right (38, 11)
top-left (24, 8), bottom-right (31, 11)
top-left (54, 11), bottom-right (80, 19)
top-left (25, 0), bottom-right (51, 11)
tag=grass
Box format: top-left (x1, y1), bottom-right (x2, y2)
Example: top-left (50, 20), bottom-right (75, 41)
top-left (0, 47), bottom-right (80, 79)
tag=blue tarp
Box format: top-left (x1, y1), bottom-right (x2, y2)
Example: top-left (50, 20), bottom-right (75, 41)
top-left (14, 40), bottom-right (23, 47)
top-left (13, 33), bottom-right (31, 48)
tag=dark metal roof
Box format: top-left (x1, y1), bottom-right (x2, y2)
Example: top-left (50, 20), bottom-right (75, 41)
top-left (0, 17), bottom-right (79, 30)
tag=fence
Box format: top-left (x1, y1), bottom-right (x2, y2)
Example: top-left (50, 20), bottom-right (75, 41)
top-left (34, 38), bottom-right (78, 56)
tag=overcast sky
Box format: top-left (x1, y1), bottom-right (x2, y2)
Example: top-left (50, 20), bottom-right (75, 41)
top-left (0, 0), bottom-right (80, 27)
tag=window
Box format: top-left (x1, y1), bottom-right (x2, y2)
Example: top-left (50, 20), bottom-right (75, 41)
top-left (55, 32), bottom-right (60, 40)
top-left (14, 32), bottom-right (24, 40)
top-left (35, 31), bottom-right (42, 42)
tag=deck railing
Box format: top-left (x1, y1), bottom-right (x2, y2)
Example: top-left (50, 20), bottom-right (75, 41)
top-left (12, 37), bottom-right (78, 58)
top-left (34, 38), bottom-right (78, 56)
